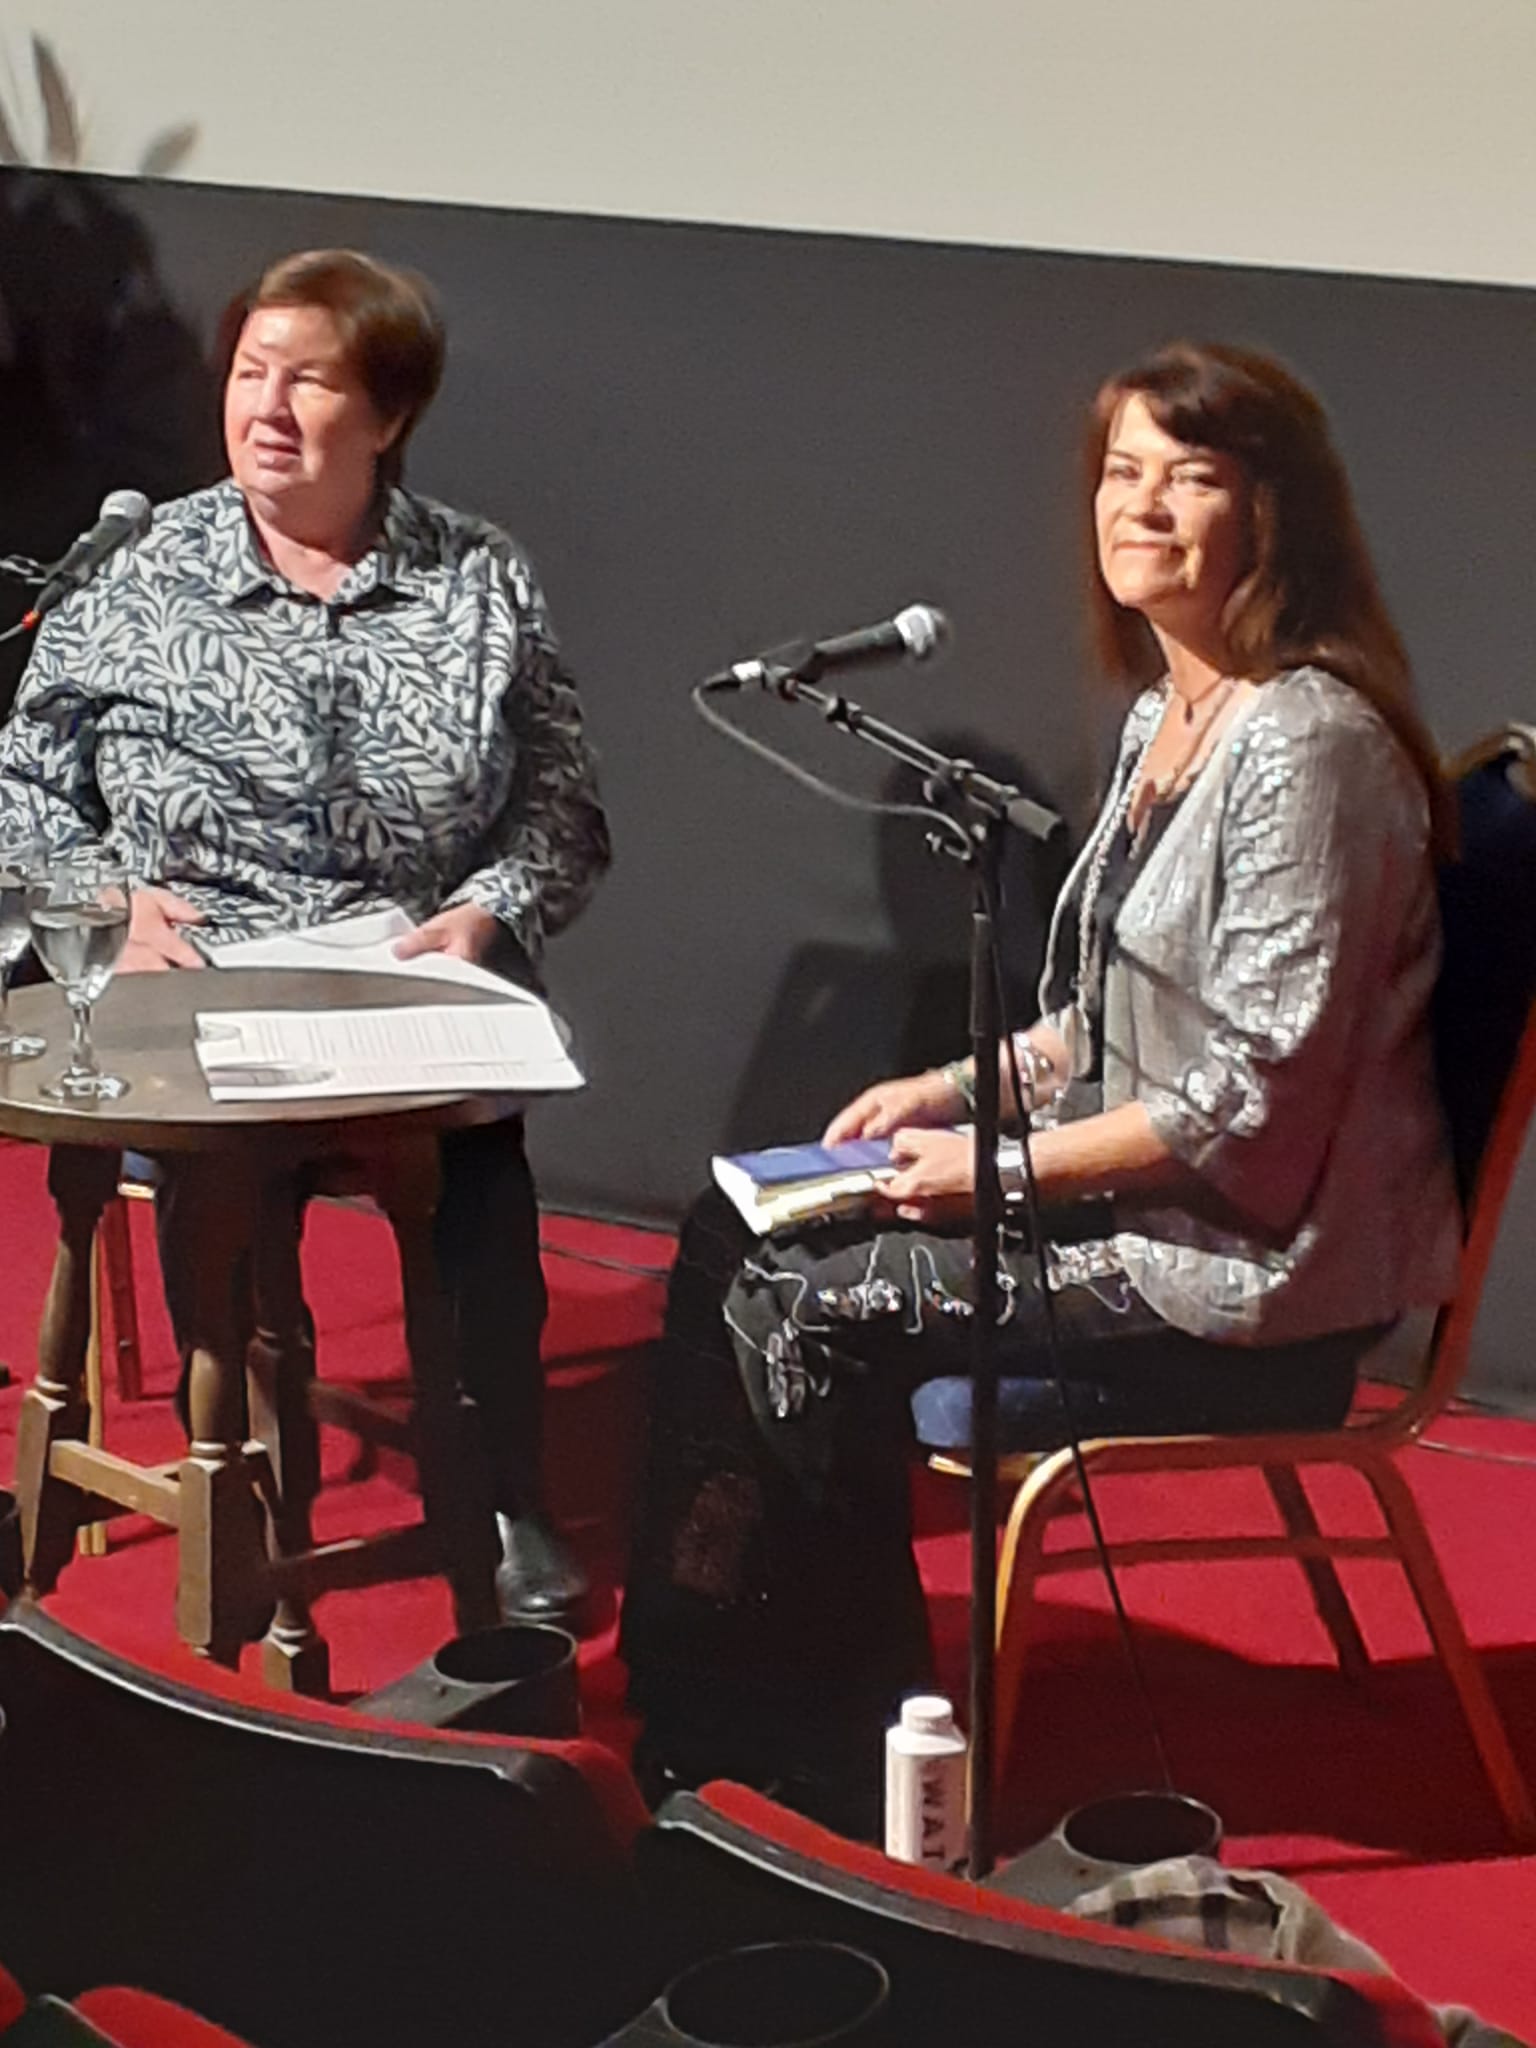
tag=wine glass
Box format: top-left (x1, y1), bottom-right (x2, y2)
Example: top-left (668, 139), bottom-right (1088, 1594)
top-left (29, 853), bottom-right (132, 1102)
top-left (0, 836), bottom-right (46, 1062)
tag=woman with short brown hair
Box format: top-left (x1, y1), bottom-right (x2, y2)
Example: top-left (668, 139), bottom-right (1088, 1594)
top-left (0, 247), bottom-right (609, 1624)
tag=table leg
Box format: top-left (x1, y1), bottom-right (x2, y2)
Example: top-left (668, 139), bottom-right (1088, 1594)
top-left (169, 1154), bottom-right (273, 1667)
top-left (15, 1146), bottom-right (120, 1591)
top-left (371, 1137), bottom-right (499, 1636)
top-left (246, 1174), bottom-right (330, 1695)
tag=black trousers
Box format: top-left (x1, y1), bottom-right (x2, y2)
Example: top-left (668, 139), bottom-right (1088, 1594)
top-left (620, 1190), bottom-right (1373, 1792)
top-left (155, 1116), bottom-right (550, 1515)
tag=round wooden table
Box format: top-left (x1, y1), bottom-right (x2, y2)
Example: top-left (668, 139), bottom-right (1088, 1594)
top-left (3, 967), bottom-right (530, 1689)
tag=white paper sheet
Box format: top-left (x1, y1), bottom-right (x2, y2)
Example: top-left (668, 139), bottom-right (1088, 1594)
top-left (207, 905), bottom-right (514, 997)
top-left (194, 1002), bottom-right (584, 1101)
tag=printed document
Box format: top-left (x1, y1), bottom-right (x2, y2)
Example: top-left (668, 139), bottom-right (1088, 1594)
top-left (194, 1002), bottom-right (583, 1102)
top-left (207, 905), bottom-right (512, 996)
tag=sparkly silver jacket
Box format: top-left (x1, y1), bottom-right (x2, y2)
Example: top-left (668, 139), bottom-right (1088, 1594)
top-left (1039, 667), bottom-right (1462, 1343)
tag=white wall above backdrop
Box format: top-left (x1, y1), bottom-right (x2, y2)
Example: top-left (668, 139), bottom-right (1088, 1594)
top-left (3, 0), bottom-right (1534, 287)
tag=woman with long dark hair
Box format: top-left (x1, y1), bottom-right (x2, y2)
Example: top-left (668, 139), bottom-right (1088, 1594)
top-left (620, 341), bottom-right (1460, 1826)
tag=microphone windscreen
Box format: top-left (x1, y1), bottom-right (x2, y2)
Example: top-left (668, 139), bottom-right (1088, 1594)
top-left (100, 489), bottom-right (153, 536)
top-left (894, 604), bottom-right (949, 661)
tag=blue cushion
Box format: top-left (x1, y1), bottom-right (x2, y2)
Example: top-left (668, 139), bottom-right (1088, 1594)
top-left (911, 1374), bottom-right (1124, 1453)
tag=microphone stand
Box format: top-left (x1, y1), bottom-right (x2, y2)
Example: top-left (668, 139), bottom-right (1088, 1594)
top-left (741, 664), bottom-right (1059, 1877)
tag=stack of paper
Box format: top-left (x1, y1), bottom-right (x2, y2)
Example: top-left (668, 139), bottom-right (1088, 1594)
top-left (194, 1002), bottom-right (583, 1102)
top-left (208, 904), bottom-right (512, 995)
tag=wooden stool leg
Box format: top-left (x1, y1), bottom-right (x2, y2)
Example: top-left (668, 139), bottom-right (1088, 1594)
top-left (98, 1193), bottom-right (145, 1401)
top-left (373, 1138), bottom-right (499, 1636)
top-left (246, 1176), bottom-right (330, 1695)
top-left (15, 1145), bottom-right (120, 1592)
top-left (168, 1155), bottom-right (273, 1668)
top-left (79, 1241), bottom-right (109, 1558)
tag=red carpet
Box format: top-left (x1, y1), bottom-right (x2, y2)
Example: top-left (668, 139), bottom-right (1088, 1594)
top-left (3, 1136), bottom-right (1536, 2036)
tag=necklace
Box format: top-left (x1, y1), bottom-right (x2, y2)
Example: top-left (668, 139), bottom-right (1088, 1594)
top-left (1141, 674), bottom-right (1238, 810)
top-left (1173, 669), bottom-right (1233, 725)
top-left (1063, 675), bottom-right (1236, 1079)
top-left (1063, 731), bottom-right (1147, 1079)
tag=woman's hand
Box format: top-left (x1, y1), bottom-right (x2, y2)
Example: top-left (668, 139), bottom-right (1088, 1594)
top-left (875, 1127), bottom-right (976, 1226)
top-left (823, 1068), bottom-right (965, 1144)
top-left (121, 886), bottom-right (207, 973)
top-left (393, 903), bottom-right (501, 965)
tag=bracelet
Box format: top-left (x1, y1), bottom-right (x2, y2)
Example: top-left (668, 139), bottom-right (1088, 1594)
top-left (1011, 1036), bottom-right (1057, 1109)
top-left (997, 1137), bottom-right (1028, 1205)
top-left (938, 1059), bottom-right (977, 1114)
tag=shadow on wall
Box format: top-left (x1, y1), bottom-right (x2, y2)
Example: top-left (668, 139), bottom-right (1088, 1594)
top-left (0, 171), bottom-right (218, 716)
top-left (722, 732), bottom-right (1073, 1150)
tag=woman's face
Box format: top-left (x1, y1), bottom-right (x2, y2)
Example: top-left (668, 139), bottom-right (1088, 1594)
top-left (1094, 393), bottom-right (1250, 643)
top-left (224, 304), bottom-right (400, 536)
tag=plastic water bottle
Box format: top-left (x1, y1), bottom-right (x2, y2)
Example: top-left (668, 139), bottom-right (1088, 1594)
top-left (883, 1694), bottom-right (968, 1870)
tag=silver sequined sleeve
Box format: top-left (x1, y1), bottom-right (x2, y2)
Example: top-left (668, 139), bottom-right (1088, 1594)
top-left (1139, 697), bottom-right (1434, 1238)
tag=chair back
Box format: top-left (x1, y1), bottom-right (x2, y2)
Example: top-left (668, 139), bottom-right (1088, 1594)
top-left (0, 1604), bottom-right (647, 2048)
top-left (635, 1785), bottom-right (1442, 2048)
top-left (1412, 730), bottom-right (1536, 1428)
top-left (1413, 999), bottom-right (1536, 1430)
top-left (1434, 725), bottom-right (1536, 1197)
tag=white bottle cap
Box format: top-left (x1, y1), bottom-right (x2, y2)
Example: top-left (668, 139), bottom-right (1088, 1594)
top-left (900, 1695), bottom-right (956, 1735)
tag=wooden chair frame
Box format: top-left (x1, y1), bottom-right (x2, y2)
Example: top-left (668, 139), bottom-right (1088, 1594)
top-left (938, 999), bottom-right (1536, 1847)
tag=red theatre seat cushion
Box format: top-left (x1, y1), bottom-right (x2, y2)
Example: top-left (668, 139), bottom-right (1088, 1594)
top-left (0, 1964), bottom-right (25, 2032)
top-left (73, 1988), bottom-right (257, 2047)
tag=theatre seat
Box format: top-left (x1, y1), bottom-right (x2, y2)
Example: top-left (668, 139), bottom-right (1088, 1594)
top-left (70, 1989), bottom-right (257, 2047)
top-left (0, 1990), bottom-right (255, 2047)
top-left (638, 1783), bottom-right (1444, 2048)
top-left (0, 1965), bottom-right (25, 2033)
top-left (0, 1603), bottom-right (649, 2048)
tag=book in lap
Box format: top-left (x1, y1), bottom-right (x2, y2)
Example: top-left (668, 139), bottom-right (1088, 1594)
top-left (711, 1138), bottom-right (896, 1234)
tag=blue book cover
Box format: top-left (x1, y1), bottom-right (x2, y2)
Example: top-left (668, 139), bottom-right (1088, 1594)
top-left (723, 1138), bottom-right (893, 1186)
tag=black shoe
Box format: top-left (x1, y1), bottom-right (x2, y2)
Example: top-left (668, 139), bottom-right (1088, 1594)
top-left (494, 1512), bottom-right (590, 1630)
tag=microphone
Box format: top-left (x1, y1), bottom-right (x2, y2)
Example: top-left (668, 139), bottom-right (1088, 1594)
top-left (23, 490), bottom-right (154, 629)
top-left (711, 602), bottom-right (949, 690)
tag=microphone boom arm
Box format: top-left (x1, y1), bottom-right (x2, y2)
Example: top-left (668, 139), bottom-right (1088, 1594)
top-left (765, 669), bottom-right (1061, 844)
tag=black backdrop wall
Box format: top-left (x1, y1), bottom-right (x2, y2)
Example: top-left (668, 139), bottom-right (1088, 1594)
top-left (3, 167), bottom-right (1534, 1395)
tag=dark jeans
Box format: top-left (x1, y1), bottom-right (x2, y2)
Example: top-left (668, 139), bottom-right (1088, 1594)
top-left (155, 1116), bottom-right (549, 1515)
top-left (621, 1190), bottom-right (1374, 1792)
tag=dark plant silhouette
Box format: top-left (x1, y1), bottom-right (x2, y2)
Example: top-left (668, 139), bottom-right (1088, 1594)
top-left (0, 166), bottom-right (219, 715)
top-left (0, 32), bottom-right (198, 175)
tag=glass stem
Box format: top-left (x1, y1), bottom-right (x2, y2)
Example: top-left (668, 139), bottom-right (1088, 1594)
top-left (67, 995), bottom-right (98, 1080)
top-left (0, 964), bottom-right (10, 1043)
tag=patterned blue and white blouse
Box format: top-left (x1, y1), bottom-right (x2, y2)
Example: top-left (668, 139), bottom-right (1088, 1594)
top-left (0, 479), bottom-right (611, 960)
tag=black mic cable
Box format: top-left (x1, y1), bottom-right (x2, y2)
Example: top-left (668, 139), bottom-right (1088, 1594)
top-left (994, 945), bottom-right (1177, 1795)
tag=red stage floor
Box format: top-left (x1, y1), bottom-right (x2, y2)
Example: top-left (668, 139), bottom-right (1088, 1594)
top-left (3, 1138), bottom-right (1535, 2035)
